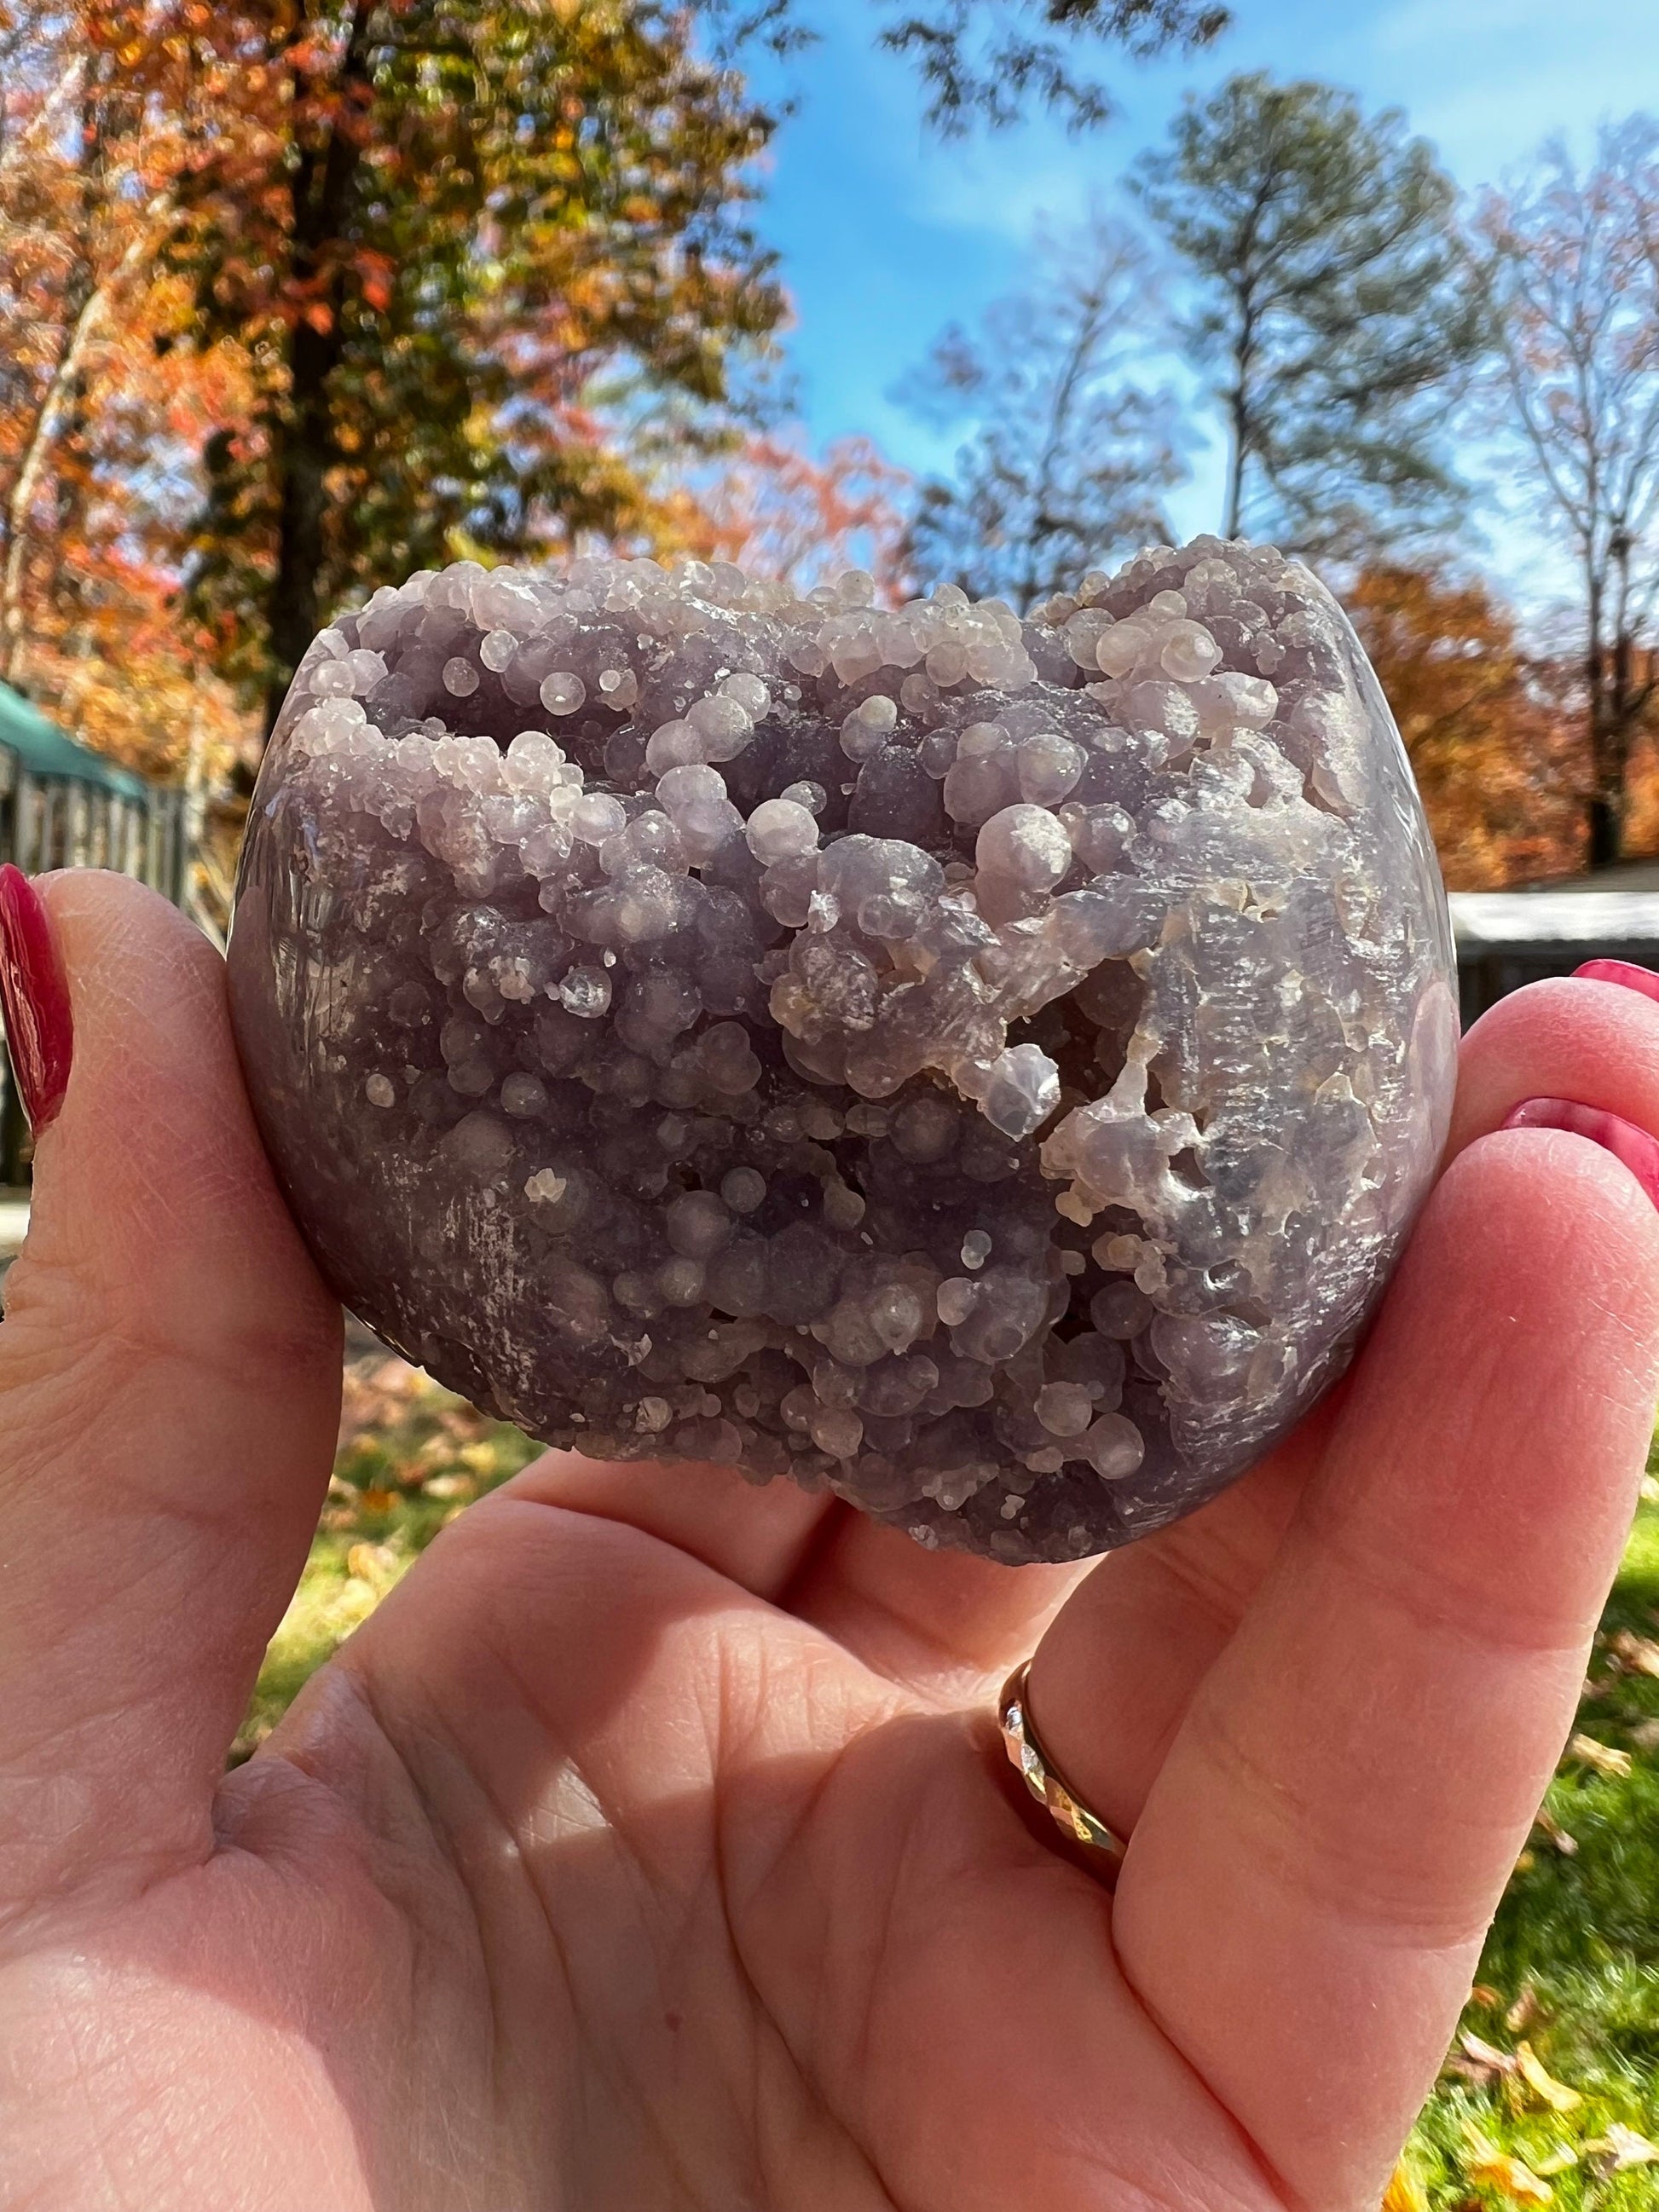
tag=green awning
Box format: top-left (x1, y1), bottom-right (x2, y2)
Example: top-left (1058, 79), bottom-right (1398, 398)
top-left (0, 683), bottom-right (151, 801)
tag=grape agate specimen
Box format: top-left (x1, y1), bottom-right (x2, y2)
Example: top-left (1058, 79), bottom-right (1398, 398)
top-left (228, 539), bottom-right (1457, 1562)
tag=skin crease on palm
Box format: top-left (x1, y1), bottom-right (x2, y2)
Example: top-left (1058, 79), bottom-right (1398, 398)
top-left (3, 876), bottom-right (1659, 2212)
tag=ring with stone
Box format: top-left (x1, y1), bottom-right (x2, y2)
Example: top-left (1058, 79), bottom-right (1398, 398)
top-left (997, 1660), bottom-right (1127, 1881)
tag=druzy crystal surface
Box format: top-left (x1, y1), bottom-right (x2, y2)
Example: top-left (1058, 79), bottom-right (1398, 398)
top-left (228, 539), bottom-right (1457, 1562)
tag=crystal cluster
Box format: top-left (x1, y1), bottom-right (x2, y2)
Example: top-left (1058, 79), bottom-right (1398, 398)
top-left (228, 539), bottom-right (1457, 1562)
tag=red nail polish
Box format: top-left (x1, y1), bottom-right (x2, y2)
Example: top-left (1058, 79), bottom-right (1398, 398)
top-left (1575, 958), bottom-right (1659, 1002)
top-left (0, 866), bottom-right (72, 1135)
top-left (1504, 1097), bottom-right (1659, 1207)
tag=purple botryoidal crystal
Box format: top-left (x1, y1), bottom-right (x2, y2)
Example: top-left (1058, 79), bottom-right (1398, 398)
top-left (228, 539), bottom-right (1457, 1562)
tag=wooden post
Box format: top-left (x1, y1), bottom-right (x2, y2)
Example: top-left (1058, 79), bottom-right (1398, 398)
top-left (0, 752), bottom-right (19, 1185)
top-left (14, 771), bottom-right (36, 874)
top-left (0, 763), bottom-right (26, 1183)
top-left (67, 783), bottom-right (89, 868)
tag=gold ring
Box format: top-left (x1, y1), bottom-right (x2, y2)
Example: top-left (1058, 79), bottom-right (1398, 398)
top-left (998, 1659), bottom-right (1127, 1880)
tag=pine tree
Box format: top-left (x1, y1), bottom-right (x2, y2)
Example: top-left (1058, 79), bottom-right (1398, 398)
top-left (1135, 72), bottom-right (1484, 558)
top-left (2, 1), bottom-right (1236, 742)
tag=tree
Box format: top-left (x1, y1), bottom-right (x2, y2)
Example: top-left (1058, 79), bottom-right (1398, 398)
top-left (899, 215), bottom-right (1183, 607)
top-left (166, 0), bottom-right (790, 733)
top-left (674, 432), bottom-right (913, 598)
top-left (0, 0), bottom-right (1234, 754)
top-left (1480, 121), bottom-right (1659, 869)
top-left (0, 1), bottom-right (250, 791)
top-left (1135, 72), bottom-right (1485, 558)
top-left (697, 1), bottom-right (1228, 136)
top-left (1348, 563), bottom-right (1581, 889)
top-left (789, 0), bottom-right (1230, 136)
top-left (173, 0), bottom-right (1234, 734)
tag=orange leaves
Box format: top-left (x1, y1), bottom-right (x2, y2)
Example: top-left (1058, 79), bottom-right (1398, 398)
top-left (1454, 2112), bottom-right (1659, 2198)
top-left (353, 247), bottom-right (395, 314)
top-left (1348, 563), bottom-right (1582, 889)
top-left (1381, 2163), bottom-right (1428, 2212)
top-left (679, 434), bottom-right (914, 598)
top-left (0, 1), bottom-right (258, 768)
top-left (1460, 2130), bottom-right (1557, 2202)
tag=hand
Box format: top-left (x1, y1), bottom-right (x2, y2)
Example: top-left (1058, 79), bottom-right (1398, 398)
top-left (3, 869), bottom-right (1658, 2212)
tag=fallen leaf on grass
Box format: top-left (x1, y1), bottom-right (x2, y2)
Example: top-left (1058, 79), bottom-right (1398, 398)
top-left (421, 1472), bottom-right (476, 1501)
top-left (1382, 2163), bottom-right (1429, 2211)
top-left (1451, 2030), bottom-right (1519, 2087)
top-left (1533, 2149), bottom-right (1581, 2177)
top-left (1584, 2122), bottom-right (1659, 2176)
top-left (1461, 2126), bottom-right (1554, 2204)
top-left (1505, 1987), bottom-right (1538, 2034)
top-left (337, 1356), bottom-right (426, 1448)
top-left (1629, 1717), bottom-right (1659, 1753)
top-left (1513, 2044), bottom-right (1581, 2113)
top-left (1610, 1629), bottom-right (1659, 1678)
top-left (1567, 1731), bottom-right (1633, 1778)
top-left (346, 1540), bottom-right (399, 1585)
top-left (1531, 1807), bottom-right (1578, 1856)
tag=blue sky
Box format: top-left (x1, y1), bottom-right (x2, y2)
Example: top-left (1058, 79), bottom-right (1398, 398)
top-left (743, 0), bottom-right (1659, 588)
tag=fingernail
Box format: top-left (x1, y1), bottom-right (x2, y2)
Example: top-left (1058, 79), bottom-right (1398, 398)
top-left (0, 866), bottom-right (72, 1135)
top-left (1504, 1097), bottom-right (1659, 1207)
top-left (1575, 958), bottom-right (1659, 1003)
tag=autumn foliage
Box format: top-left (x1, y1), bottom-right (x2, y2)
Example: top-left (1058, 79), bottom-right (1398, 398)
top-left (4, 4), bottom-right (1658, 906)
top-left (672, 433), bottom-right (913, 598)
top-left (1348, 563), bottom-right (1585, 888)
top-left (0, 1), bottom-right (252, 784)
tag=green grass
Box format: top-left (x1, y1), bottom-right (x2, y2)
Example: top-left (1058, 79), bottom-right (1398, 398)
top-left (240, 1362), bottom-right (1659, 2204)
top-left (231, 1354), bottom-right (540, 1759)
top-left (1399, 1476), bottom-right (1659, 2205)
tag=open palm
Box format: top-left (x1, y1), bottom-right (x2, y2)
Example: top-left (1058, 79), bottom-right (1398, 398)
top-left (4, 871), bottom-right (1659, 2212)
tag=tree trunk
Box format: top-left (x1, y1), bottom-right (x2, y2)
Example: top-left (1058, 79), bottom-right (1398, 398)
top-left (260, 1), bottom-right (376, 739)
top-left (1223, 386), bottom-right (1247, 540)
top-left (262, 314), bottom-right (344, 735)
top-left (1584, 621), bottom-right (1639, 872)
top-left (0, 215), bottom-right (164, 687)
top-left (1588, 788), bottom-right (1623, 869)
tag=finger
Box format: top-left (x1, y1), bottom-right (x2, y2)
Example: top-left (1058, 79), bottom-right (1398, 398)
top-left (1107, 1129), bottom-right (1659, 2209)
top-left (1024, 1398), bottom-right (1338, 1837)
top-left (1449, 968), bottom-right (1659, 1157)
top-left (500, 1447), bottom-right (835, 1600)
top-left (1029, 962), bottom-right (1659, 1839)
top-left (783, 1509), bottom-right (1087, 1700)
top-left (0, 871), bottom-right (340, 1900)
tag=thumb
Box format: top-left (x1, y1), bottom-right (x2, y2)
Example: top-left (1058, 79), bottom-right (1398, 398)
top-left (0, 868), bottom-right (340, 1905)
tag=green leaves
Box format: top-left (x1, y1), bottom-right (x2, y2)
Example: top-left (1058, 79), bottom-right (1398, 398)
top-left (870, 1), bottom-right (1230, 136)
top-left (1136, 72), bottom-right (1486, 557)
top-left (174, 0), bottom-right (788, 720)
